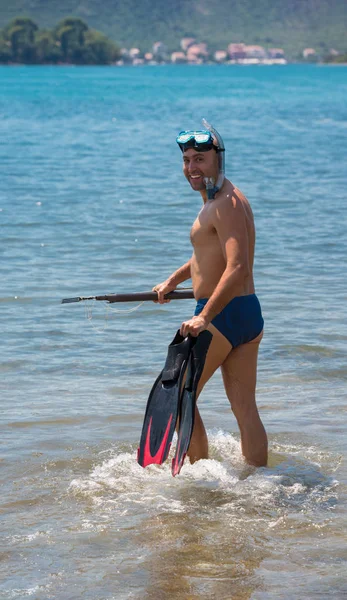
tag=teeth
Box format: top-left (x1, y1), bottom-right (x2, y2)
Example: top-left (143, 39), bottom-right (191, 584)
top-left (190, 175), bottom-right (201, 179)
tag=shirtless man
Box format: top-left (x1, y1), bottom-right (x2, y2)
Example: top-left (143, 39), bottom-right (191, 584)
top-left (153, 125), bottom-right (267, 467)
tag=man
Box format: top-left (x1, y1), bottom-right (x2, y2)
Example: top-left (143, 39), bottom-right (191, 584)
top-left (152, 123), bottom-right (267, 467)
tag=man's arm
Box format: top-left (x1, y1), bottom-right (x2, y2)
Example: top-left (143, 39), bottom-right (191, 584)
top-left (166, 260), bottom-right (191, 287)
top-left (198, 195), bottom-right (249, 323)
top-left (153, 260), bottom-right (191, 303)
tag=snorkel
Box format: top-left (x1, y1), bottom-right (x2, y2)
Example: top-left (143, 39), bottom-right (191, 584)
top-left (201, 118), bottom-right (225, 200)
top-left (176, 119), bottom-right (225, 200)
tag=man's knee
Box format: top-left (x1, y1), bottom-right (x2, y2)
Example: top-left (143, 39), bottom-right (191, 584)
top-left (223, 379), bottom-right (258, 421)
top-left (231, 398), bottom-right (259, 428)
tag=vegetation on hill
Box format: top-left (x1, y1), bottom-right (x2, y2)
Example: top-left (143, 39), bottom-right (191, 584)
top-left (324, 53), bottom-right (347, 64)
top-left (0, 0), bottom-right (346, 59)
top-left (0, 17), bottom-right (120, 64)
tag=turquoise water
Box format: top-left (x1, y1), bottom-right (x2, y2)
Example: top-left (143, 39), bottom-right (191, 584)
top-left (1, 65), bottom-right (347, 599)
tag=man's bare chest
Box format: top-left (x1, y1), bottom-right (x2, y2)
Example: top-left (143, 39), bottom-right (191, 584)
top-left (190, 208), bottom-right (217, 247)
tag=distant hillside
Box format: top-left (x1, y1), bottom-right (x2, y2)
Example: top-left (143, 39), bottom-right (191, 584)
top-left (1, 0), bottom-right (346, 57)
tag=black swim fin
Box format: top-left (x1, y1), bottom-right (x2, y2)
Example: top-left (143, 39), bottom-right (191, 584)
top-left (137, 330), bottom-right (193, 468)
top-left (172, 330), bottom-right (212, 476)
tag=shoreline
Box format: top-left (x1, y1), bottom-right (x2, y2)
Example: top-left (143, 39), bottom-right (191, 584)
top-left (1, 61), bottom-right (346, 68)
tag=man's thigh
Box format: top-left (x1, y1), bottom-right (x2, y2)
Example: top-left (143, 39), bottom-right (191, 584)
top-left (195, 323), bottom-right (232, 398)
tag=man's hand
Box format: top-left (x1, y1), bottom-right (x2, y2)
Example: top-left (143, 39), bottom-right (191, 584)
top-left (180, 315), bottom-right (208, 338)
top-left (152, 280), bottom-right (176, 304)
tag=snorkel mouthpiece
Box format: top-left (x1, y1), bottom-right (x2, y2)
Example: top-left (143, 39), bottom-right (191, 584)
top-left (203, 177), bottom-right (217, 200)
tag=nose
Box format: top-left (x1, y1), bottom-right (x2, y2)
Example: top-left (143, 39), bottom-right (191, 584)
top-left (188, 162), bottom-right (199, 174)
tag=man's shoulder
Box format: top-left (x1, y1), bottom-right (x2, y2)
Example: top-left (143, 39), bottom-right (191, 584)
top-left (217, 181), bottom-right (248, 210)
top-left (212, 183), bottom-right (254, 228)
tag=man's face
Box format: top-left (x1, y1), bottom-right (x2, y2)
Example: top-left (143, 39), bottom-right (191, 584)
top-left (182, 148), bottom-right (219, 191)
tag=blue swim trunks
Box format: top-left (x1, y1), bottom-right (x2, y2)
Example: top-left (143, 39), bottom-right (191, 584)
top-left (194, 294), bottom-right (264, 348)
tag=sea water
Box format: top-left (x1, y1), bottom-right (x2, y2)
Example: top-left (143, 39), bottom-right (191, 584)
top-left (1, 64), bottom-right (347, 599)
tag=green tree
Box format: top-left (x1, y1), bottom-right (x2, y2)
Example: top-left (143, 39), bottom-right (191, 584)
top-left (35, 30), bottom-right (62, 63)
top-left (0, 34), bottom-right (12, 63)
top-left (54, 17), bottom-right (88, 63)
top-left (3, 17), bottom-right (38, 63)
top-left (325, 52), bottom-right (347, 63)
top-left (0, 15), bottom-right (123, 65)
top-left (84, 29), bottom-right (121, 64)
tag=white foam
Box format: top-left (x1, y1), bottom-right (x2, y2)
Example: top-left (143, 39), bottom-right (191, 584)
top-left (8, 585), bottom-right (51, 598)
top-left (68, 432), bottom-right (338, 524)
top-left (8, 529), bottom-right (52, 544)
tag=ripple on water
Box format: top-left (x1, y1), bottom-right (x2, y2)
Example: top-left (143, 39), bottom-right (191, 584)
top-left (1, 428), bottom-right (343, 600)
top-left (69, 430), bottom-right (339, 524)
top-left (65, 431), bottom-right (341, 598)
top-left (1, 64), bottom-right (347, 599)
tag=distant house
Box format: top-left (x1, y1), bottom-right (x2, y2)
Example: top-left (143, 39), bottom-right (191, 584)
top-left (268, 48), bottom-right (285, 59)
top-left (171, 51), bottom-right (187, 64)
top-left (119, 48), bottom-right (132, 64)
top-left (129, 48), bottom-right (141, 59)
top-left (214, 50), bottom-right (227, 62)
top-left (303, 48), bottom-right (316, 59)
top-left (186, 43), bottom-right (209, 62)
top-left (152, 41), bottom-right (168, 61)
top-left (180, 37), bottom-right (196, 52)
top-left (228, 43), bottom-right (246, 60)
top-left (244, 45), bottom-right (267, 59)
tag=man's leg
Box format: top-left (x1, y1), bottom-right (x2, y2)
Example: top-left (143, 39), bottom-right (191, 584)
top-left (187, 324), bottom-right (232, 463)
top-left (221, 332), bottom-right (267, 467)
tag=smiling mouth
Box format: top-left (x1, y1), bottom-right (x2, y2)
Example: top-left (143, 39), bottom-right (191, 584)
top-left (190, 175), bottom-right (202, 179)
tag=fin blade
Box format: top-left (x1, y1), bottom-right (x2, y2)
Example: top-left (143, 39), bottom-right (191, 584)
top-left (171, 330), bottom-right (213, 476)
top-left (172, 439), bottom-right (187, 477)
top-left (138, 414), bottom-right (173, 467)
top-left (171, 390), bottom-right (194, 476)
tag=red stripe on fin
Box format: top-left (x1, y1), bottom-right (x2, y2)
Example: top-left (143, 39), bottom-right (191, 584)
top-left (140, 415), bottom-right (173, 467)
